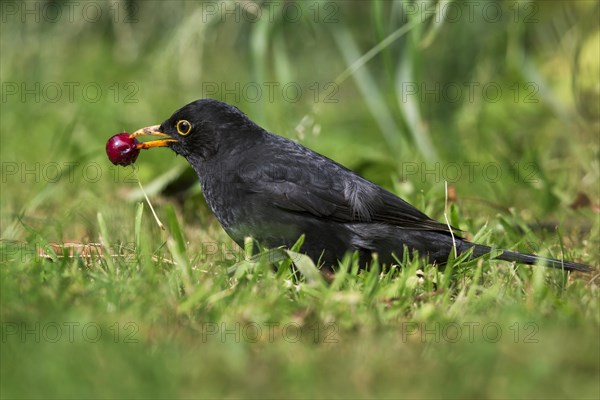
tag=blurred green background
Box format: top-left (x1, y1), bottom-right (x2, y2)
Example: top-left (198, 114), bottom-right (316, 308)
top-left (1, 1), bottom-right (599, 399)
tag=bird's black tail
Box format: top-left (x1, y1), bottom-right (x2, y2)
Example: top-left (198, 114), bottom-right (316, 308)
top-left (468, 244), bottom-right (592, 272)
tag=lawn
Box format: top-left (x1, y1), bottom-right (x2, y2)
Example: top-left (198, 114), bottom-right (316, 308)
top-left (1, 1), bottom-right (599, 399)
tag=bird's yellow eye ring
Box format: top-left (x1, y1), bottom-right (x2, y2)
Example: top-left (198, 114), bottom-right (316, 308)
top-left (176, 120), bottom-right (192, 136)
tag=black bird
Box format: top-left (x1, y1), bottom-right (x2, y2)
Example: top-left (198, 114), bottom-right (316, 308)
top-left (130, 99), bottom-right (591, 272)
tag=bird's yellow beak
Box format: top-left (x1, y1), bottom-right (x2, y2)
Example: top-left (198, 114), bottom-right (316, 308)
top-left (130, 125), bottom-right (177, 149)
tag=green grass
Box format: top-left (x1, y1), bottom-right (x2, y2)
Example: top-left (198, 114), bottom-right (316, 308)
top-left (1, 1), bottom-right (599, 399)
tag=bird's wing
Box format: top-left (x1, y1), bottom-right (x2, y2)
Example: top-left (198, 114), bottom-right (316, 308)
top-left (241, 159), bottom-right (454, 233)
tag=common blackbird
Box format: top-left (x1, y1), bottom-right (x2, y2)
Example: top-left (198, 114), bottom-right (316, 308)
top-left (129, 99), bottom-right (591, 272)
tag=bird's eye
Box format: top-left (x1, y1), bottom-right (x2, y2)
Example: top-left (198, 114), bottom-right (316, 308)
top-left (176, 120), bottom-right (192, 136)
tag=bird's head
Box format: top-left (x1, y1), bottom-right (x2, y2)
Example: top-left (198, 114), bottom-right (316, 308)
top-left (131, 99), bottom-right (261, 162)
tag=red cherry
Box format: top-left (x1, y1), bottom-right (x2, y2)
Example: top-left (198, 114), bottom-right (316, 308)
top-left (106, 133), bottom-right (140, 166)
